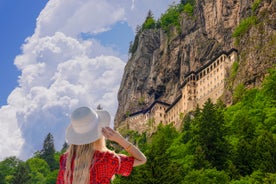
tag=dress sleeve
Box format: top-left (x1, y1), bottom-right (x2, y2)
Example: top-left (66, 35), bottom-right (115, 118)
top-left (116, 154), bottom-right (135, 176)
top-left (56, 154), bottom-right (66, 184)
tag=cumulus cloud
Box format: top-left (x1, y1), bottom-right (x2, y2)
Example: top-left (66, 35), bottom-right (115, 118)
top-left (0, 106), bottom-right (23, 161)
top-left (0, 0), bottom-right (175, 160)
top-left (35, 0), bottom-right (126, 37)
top-left (11, 32), bottom-right (125, 159)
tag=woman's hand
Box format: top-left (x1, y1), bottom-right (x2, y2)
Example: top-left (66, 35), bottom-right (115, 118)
top-left (102, 127), bottom-right (147, 166)
top-left (102, 127), bottom-right (123, 143)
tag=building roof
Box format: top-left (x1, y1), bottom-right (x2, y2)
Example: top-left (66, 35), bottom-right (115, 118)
top-left (129, 100), bottom-right (170, 117)
top-left (165, 95), bottom-right (182, 113)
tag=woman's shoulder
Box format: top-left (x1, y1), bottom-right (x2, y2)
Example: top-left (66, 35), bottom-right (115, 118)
top-left (60, 153), bottom-right (67, 160)
top-left (94, 150), bottom-right (119, 159)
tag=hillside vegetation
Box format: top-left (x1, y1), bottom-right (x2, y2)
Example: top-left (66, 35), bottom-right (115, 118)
top-left (0, 68), bottom-right (275, 183)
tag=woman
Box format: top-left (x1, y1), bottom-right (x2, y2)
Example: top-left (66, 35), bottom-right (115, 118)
top-left (56, 106), bottom-right (147, 184)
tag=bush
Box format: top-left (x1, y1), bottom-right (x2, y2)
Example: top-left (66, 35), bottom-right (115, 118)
top-left (232, 16), bottom-right (257, 38)
top-left (160, 4), bottom-right (182, 33)
top-left (252, 0), bottom-right (263, 13)
top-left (183, 3), bottom-right (194, 16)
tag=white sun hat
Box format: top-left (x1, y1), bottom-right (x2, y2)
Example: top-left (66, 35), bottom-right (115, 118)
top-left (65, 106), bottom-right (111, 145)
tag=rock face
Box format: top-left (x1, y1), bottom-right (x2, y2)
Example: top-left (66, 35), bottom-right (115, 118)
top-left (114, 0), bottom-right (276, 127)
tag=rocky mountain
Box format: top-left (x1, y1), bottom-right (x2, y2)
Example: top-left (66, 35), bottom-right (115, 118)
top-left (114, 0), bottom-right (276, 128)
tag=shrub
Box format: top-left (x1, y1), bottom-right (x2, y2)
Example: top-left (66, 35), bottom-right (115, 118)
top-left (232, 16), bottom-right (257, 38)
top-left (183, 3), bottom-right (194, 16)
top-left (252, 0), bottom-right (263, 13)
top-left (160, 4), bottom-right (182, 33)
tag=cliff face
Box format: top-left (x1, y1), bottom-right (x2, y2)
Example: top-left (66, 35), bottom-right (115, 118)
top-left (115, 0), bottom-right (276, 127)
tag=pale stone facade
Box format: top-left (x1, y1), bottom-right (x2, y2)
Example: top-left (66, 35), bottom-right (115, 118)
top-left (119, 49), bottom-right (237, 133)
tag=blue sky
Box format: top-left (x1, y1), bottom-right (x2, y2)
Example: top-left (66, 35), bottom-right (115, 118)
top-left (0, 0), bottom-right (175, 160)
top-left (0, 0), bottom-right (48, 106)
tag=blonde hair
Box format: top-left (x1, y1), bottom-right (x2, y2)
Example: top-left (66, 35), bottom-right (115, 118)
top-left (64, 137), bottom-right (108, 184)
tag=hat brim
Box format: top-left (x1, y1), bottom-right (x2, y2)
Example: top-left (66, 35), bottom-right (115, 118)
top-left (65, 109), bottom-right (111, 145)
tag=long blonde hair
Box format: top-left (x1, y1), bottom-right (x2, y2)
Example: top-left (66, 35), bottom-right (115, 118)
top-left (64, 137), bottom-right (107, 184)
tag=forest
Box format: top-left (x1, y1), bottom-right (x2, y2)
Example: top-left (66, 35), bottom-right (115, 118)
top-left (0, 68), bottom-right (275, 183)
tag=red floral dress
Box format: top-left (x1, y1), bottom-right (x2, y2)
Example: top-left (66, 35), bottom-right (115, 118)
top-left (56, 150), bottom-right (134, 184)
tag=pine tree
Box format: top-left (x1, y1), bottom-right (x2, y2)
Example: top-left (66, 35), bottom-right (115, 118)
top-left (194, 99), bottom-right (230, 170)
top-left (142, 10), bottom-right (156, 30)
top-left (40, 133), bottom-right (57, 170)
top-left (234, 117), bottom-right (257, 176)
top-left (61, 142), bottom-right (69, 153)
top-left (255, 131), bottom-right (276, 173)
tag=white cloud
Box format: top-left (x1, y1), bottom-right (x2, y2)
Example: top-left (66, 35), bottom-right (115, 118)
top-left (12, 32), bottom-right (125, 159)
top-left (35, 0), bottom-right (126, 37)
top-left (0, 0), bottom-right (175, 160)
top-left (0, 105), bottom-right (24, 161)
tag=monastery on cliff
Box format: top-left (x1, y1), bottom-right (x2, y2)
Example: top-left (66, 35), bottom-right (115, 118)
top-left (120, 49), bottom-right (238, 133)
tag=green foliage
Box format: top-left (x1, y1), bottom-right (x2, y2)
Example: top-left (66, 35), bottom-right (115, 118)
top-left (158, 1), bottom-right (195, 34)
top-left (230, 170), bottom-right (276, 184)
top-left (142, 10), bottom-right (156, 30)
top-left (262, 67), bottom-right (276, 102)
top-left (232, 16), bottom-right (257, 45)
top-left (61, 142), bottom-right (69, 153)
top-left (115, 124), bottom-right (181, 184)
top-left (27, 157), bottom-right (50, 178)
top-left (230, 61), bottom-right (239, 79)
top-left (255, 131), bottom-right (276, 173)
top-left (233, 84), bottom-right (245, 103)
top-left (45, 170), bottom-right (59, 184)
top-left (0, 157), bottom-right (21, 180)
top-left (192, 99), bottom-right (230, 170)
top-left (233, 16), bottom-right (257, 38)
top-left (40, 133), bottom-right (58, 171)
top-left (160, 4), bottom-right (182, 33)
top-left (10, 162), bottom-right (31, 184)
top-left (183, 3), bottom-right (194, 16)
top-left (252, 0), bottom-right (263, 12)
top-left (128, 34), bottom-right (139, 55)
top-left (182, 169), bottom-right (230, 184)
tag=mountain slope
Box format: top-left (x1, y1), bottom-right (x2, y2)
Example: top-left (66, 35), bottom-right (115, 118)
top-left (115, 0), bottom-right (276, 128)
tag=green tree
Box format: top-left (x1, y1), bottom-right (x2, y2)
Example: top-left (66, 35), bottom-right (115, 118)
top-left (255, 131), bottom-right (276, 173)
top-left (262, 68), bottom-right (276, 102)
top-left (193, 99), bottom-right (230, 170)
top-left (0, 156), bottom-right (21, 184)
top-left (27, 157), bottom-right (50, 183)
top-left (61, 142), bottom-right (69, 153)
top-left (10, 161), bottom-right (31, 184)
top-left (142, 10), bottom-right (156, 30)
top-left (159, 4), bottom-right (182, 33)
top-left (45, 170), bottom-right (59, 184)
top-left (116, 124), bottom-right (180, 184)
top-left (40, 133), bottom-right (58, 170)
top-left (182, 169), bottom-right (230, 184)
top-left (234, 118), bottom-right (257, 176)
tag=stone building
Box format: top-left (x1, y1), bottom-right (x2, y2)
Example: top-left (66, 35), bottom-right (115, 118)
top-left (119, 49), bottom-right (237, 133)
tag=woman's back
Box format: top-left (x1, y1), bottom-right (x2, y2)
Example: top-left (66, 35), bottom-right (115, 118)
top-left (56, 150), bottom-right (134, 184)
